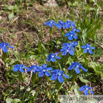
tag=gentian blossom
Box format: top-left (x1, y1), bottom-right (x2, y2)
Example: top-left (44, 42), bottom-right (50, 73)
top-left (13, 64), bottom-right (28, 73)
top-left (45, 20), bottom-right (57, 27)
top-left (39, 64), bottom-right (52, 77)
top-left (72, 28), bottom-right (80, 32)
top-left (60, 41), bottom-right (78, 56)
top-left (65, 31), bottom-right (78, 40)
top-left (47, 52), bottom-right (61, 62)
top-left (81, 44), bottom-right (95, 54)
top-left (68, 62), bottom-right (87, 74)
top-left (0, 42), bottom-right (14, 53)
top-left (27, 65), bottom-right (41, 73)
top-left (79, 85), bottom-right (94, 95)
top-left (56, 20), bottom-right (66, 29)
top-left (65, 20), bottom-right (76, 28)
top-left (51, 69), bottom-right (69, 83)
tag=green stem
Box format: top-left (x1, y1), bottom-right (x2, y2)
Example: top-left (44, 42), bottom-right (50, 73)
top-left (72, 72), bottom-right (77, 84)
top-left (56, 80), bottom-right (62, 91)
top-left (32, 73), bottom-right (37, 86)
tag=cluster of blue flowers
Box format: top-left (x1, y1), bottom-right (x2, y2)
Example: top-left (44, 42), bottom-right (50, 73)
top-left (13, 64), bottom-right (69, 83)
top-left (0, 19), bottom-right (95, 96)
top-left (44, 20), bottom-right (94, 95)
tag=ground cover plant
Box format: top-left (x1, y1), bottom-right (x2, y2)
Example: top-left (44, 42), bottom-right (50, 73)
top-left (0, 0), bottom-right (103, 103)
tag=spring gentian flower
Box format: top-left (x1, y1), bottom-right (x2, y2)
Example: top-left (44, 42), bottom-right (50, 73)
top-left (65, 31), bottom-right (78, 40)
top-left (72, 28), bottom-right (80, 32)
top-left (68, 62), bottom-right (87, 74)
top-left (79, 85), bottom-right (94, 95)
top-left (47, 52), bottom-right (61, 62)
top-left (27, 65), bottom-right (41, 73)
top-left (60, 42), bottom-right (78, 56)
top-left (0, 42), bottom-right (14, 53)
top-left (66, 20), bottom-right (76, 28)
top-left (13, 64), bottom-right (28, 73)
top-left (39, 64), bottom-right (52, 77)
top-left (56, 20), bottom-right (66, 29)
top-left (51, 69), bottom-right (69, 83)
top-left (81, 44), bottom-right (95, 54)
top-left (45, 20), bottom-right (57, 27)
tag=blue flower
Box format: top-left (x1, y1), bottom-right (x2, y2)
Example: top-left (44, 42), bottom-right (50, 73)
top-left (68, 62), bottom-right (87, 74)
top-left (81, 44), bottom-right (95, 54)
top-left (27, 65), bottom-right (41, 73)
top-left (13, 64), bottom-right (28, 73)
top-left (47, 52), bottom-right (61, 62)
top-left (56, 20), bottom-right (66, 29)
top-left (72, 28), bottom-right (80, 32)
top-left (65, 20), bottom-right (76, 28)
top-left (39, 64), bottom-right (53, 77)
top-left (51, 69), bottom-right (69, 83)
top-left (65, 31), bottom-right (78, 40)
top-left (60, 42), bottom-right (78, 56)
top-left (79, 85), bottom-right (94, 95)
top-left (0, 42), bottom-right (14, 53)
top-left (45, 20), bottom-right (57, 27)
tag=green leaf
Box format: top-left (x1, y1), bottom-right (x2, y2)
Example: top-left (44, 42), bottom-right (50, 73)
top-left (8, 13), bottom-right (14, 20)
top-left (72, 85), bottom-right (80, 96)
top-left (6, 98), bottom-right (13, 103)
top-left (79, 76), bottom-right (90, 83)
top-left (12, 99), bottom-right (21, 103)
top-left (85, 99), bottom-right (98, 103)
top-left (89, 62), bottom-right (101, 75)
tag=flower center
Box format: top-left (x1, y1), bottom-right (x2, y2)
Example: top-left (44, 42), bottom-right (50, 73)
top-left (86, 88), bottom-right (88, 90)
top-left (43, 70), bottom-right (46, 72)
top-left (67, 50), bottom-right (69, 52)
top-left (51, 55), bottom-right (54, 58)
top-left (58, 73), bottom-right (61, 76)
top-left (87, 48), bottom-right (89, 50)
top-left (77, 65), bottom-right (79, 67)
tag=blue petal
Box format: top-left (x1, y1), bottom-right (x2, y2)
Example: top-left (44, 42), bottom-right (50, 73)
top-left (42, 64), bottom-right (47, 68)
top-left (55, 56), bottom-right (61, 59)
top-left (0, 43), bottom-right (4, 49)
top-left (51, 70), bottom-right (57, 74)
top-left (45, 21), bottom-right (50, 25)
top-left (84, 49), bottom-right (87, 53)
top-left (51, 74), bottom-right (58, 80)
top-left (39, 71), bottom-right (44, 77)
top-left (51, 57), bottom-right (55, 62)
top-left (7, 44), bottom-right (14, 49)
top-left (79, 85), bottom-right (87, 91)
top-left (65, 33), bottom-right (69, 37)
top-left (86, 44), bottom-right (90, 47)
top-left (68, 36), bottom-right (73, 40)
top-left (45, 71), bottom-right (51, 76)
top-left (84, 90), bottom-right (89, 95)
top-left (75, 67), bottom-right (80, 74)
top-left (63, 74), bottom-right (69, 79)
top-left (89, 50), bottom-right (93, 54)
top-left (53, 22), bottom-right (58, 26)
top-left (2, 46), bottom-right (8, 53)
top-left (58, 75), bottom-right (64, 83)
top-left (62, 51), bottom-right (67, 55)
top-left (19, 68), bottom-right (24, 73)
top-left (47, 67), bottom-right (52, 71)
top-left (73, 36), bottom-right (78, 39)
top-left (76, 29), bottom-right (80, 32)
top-left (49, 23), bottom-right (53, 27)
top-left (89, 90), bottom-right (94, 95)
top-left (81, 45), bottom-right (86, 49)
top-left (13, 67), bottom-right (19, 72)
top-left (90, 47), bottom-right (95, 49)
top-left (80, 65), bottom-right (87, 72)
